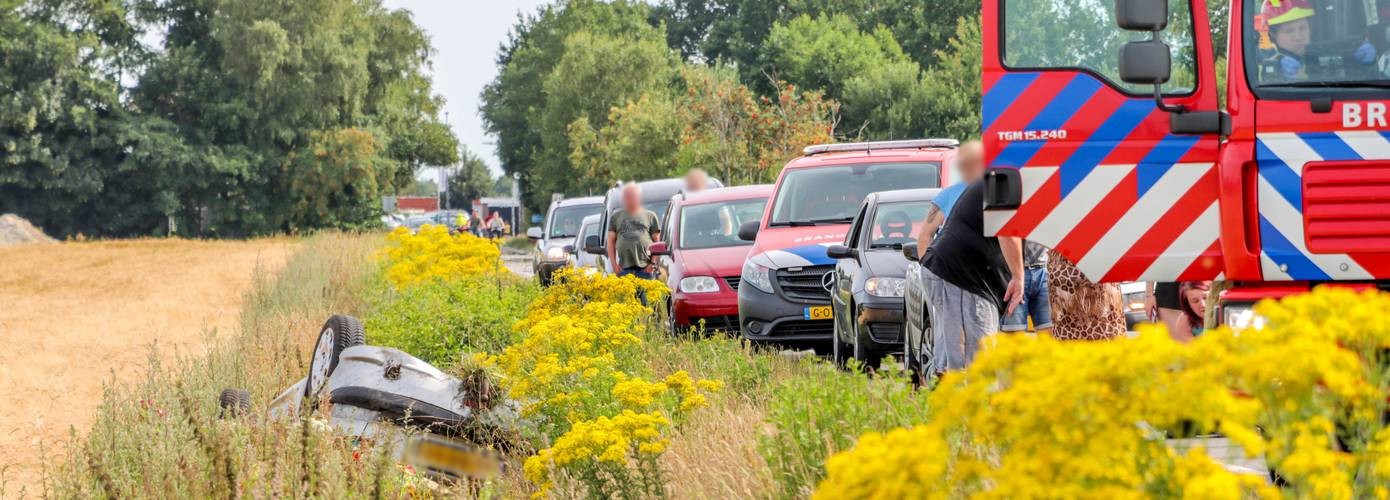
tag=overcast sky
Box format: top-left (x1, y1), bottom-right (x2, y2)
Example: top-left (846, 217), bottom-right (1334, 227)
top-left (382, 0), bottom-right (553, 178)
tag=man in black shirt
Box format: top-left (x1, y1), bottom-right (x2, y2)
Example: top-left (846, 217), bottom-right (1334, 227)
top-left (921, 163), bottom-right (1024, 373)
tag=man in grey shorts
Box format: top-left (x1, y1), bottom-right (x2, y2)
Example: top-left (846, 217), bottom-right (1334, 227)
top-left (920, 144), bottom-right (1023, 373)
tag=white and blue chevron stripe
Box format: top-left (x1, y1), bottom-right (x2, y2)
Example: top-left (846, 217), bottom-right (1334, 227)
top-left (748, 243), bottom-right (838, 269)
top-left (1256, 131), bottom-right (1390, 280)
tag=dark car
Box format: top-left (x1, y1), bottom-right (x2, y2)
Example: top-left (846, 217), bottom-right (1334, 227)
top-left (584, 177), bottom-right (723, 274)
top-left (826, 189), bottom-right (937, 368)
top-left (650, 185), bottom-right (772, 334)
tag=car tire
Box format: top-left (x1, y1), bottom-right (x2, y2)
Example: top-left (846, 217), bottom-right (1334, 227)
top-left (831, 321), bottom-right (850, 367)
top-left (305, 314), bottom-right (366, 402)
top-left (218, 388), bottom-right (251, 418)
top-left (852, 329), bottom-right (882, 371)
top-left (666, 299), bottom-right (680, 336)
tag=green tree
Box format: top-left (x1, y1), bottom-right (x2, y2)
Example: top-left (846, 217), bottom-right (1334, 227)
top-left (128, 0), bottom-right (456, 235)
top-left (446, 149), bottom-right (493, 208)
top-left (921, 15), bottom-right (983, 141)
top-left (480, 0), bottom-right (658, 213)
top-left (765, 14), bottom-right (929, 139)
top-left (0, 0), bottom-right (155, 238)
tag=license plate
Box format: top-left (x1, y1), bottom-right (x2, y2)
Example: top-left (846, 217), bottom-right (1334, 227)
top-left (410, 439), bottom-right (502, 478)
top-left (804, 305), bottom-right (833, 320)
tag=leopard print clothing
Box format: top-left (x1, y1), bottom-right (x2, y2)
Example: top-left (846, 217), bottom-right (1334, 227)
top-left (1045, 249), bottom-right (1125, 341)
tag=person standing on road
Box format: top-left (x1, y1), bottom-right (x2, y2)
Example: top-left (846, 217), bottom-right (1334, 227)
top-left (917, 141), bottom-right (986, 257)
top-left (1001, 241), bottom-right (1054, 333)
top-left (919, 142), bottom-right (1025, 373)
top-left (684, 168), bottom-right (710, 193)
top-left (486, 211), bottom-right (505, 238)
top-left (607, 183), bottom-right (662, 302)
top-left (1046, 250), bottom-right (1125, 341)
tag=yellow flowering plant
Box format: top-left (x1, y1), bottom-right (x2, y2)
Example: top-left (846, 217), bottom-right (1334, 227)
top-left (473, 268), bottom-right (720, 498)
top-left (815, 287), bottom-right (1390, 499)
top-left (380, 225), bottom-right (502, 288)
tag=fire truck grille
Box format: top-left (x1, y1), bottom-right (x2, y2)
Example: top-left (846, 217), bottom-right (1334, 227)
top-left (1302, 162), bottom-right (1390, 254)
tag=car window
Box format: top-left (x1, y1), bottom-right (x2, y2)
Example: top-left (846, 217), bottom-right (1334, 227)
top-left (867, 201), bottom-right (931, 249)
top-left (1243, 0), bottom-right (1389, 94)
top-left (846, 202), bottom-right (871, 248)
top-left (769, 162), bottom-right (940, 225)
top-left (679, 198), bottom-right (768, 250)
top-left (548, 204), bottom-right (602, 238)
top-left (1002, 0), bottom-right (1198, 95)
top-left (645, 200), bottom-right (672, 227)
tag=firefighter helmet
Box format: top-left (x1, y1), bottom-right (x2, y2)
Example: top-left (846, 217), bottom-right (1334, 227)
top-left (1262, 0), bottom-right (1315, 27)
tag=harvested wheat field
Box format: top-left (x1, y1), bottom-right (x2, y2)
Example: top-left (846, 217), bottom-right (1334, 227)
top-left (0, 238), bottom-right (296, 491)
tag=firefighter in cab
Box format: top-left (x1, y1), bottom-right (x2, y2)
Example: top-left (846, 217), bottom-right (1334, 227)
top-left (1257, 0), bottom-right (1381, 82)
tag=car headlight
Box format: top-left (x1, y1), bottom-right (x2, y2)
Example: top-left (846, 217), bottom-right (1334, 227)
top-left (865, 277), bottom-right (906, 298)
top-left (545, 245), bottom-right (568, 261)
top-left (679, 276), bottom-right (720, 294)
top-left (1223, 303), bottom-right (1267, 331)
top-left (741, 261), bottom-right (773, 293)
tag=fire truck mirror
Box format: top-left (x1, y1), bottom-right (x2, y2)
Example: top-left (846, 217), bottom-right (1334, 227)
top-left (1119, 40), bottom-right (1172, 85)
top-left (1115, 0), bottom-right (1168, 31)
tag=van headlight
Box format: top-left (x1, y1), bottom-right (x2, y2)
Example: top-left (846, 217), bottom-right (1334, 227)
top-left (545, 245), bottom-right (569, 261)
top-left (1223, 303), bottom-right (1266, 331)
top-left (679, 276), bottom-right (720, 294)
top-left (741, 261), bottom-right (773, 293)
top-left (865, 277), bottom-right (906, 298)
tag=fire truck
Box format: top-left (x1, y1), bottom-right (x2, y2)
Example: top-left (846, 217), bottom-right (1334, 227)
top-left (980, 0), bottom-right (1390, 328)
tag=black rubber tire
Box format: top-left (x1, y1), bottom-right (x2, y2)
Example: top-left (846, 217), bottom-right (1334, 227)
top-left (304, 314), bottom-right (366, 400)
top-left (219, 388), bottom-right (252, 418)
top-left (831, 322), bottom-right (850, 367)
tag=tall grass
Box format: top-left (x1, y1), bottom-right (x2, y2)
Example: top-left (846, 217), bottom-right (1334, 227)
top-left (42, 233), bottom-right (425, 497)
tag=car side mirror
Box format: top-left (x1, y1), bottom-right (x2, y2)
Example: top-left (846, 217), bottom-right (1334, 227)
top-left (583, 234), bottom-right (603, 255)
top-left (526, 227), bottom-right (543, 240)
top-left (826, 244), bottom-right (856, 260)
top-left (902, 243), bottom-right (919, 262)
top-left (738, 221), bottom-right (760, 241)
top-left (649, 241), bottom-right (669, 256)
top-left (563, 244), bottom-right (575, 255)
top-left (1119, 40), bottom-right (1171, 85)
top-left (1115, 0), bottom-right (1167, 31)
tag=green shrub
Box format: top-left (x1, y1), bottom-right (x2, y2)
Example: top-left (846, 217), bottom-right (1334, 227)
top-left (366, 275), bottom-right (538, 364)
top-left (758, 362), bottom-right (929, 499)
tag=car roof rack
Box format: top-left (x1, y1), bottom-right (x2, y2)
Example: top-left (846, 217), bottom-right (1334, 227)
top-left (802, 139), bottom-right (959, 156)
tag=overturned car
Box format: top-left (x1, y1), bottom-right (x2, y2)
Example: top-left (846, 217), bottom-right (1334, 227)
top-left (219, 314), bottom-right (522, 479)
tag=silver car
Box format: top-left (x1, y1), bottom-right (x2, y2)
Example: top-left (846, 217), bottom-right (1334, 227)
top-left (219, 315), bottom-right (521, 480)
top-left (528, 196), bottom-right (604, 285)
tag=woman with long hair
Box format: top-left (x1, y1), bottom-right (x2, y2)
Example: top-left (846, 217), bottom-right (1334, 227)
top-left (1178, 281), bottom-right (1211, 339)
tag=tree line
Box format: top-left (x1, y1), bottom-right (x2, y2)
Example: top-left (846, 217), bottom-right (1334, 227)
top-left (482, 0), bottom-right (985, 214)
top-left (2, 0), bottom-right (458, 238)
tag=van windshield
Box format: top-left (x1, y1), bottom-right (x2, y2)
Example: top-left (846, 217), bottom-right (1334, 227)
top-left (769, 163), bottom-right (940, 226)
top-left (1245, 0), bottom-right (1390, 92)
top-left (548, 204), bottom-right (602, 238)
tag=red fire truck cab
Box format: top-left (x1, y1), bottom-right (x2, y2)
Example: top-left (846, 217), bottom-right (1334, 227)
top-left (980, 0), bottom-right (1390, 328)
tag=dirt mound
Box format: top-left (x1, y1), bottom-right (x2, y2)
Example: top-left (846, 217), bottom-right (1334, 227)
top-left (0, 214), bottom-right (57, 246)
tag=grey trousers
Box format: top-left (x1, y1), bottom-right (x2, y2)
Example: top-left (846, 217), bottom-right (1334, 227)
top-left (922, 269), bottom-right (999, 373)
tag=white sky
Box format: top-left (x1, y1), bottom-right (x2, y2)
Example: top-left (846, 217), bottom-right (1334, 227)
top-left (382, 0), bottom-right (553, 178)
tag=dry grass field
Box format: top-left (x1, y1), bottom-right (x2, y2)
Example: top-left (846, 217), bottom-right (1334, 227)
top-left (0, 238), bottom-right (296, 492)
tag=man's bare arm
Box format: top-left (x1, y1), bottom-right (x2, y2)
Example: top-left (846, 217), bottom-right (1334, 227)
top-left (916, 205), bottom-right (944, 259)
top-left (997, 236), bottom-right (1025, 314)
top-left (607, 230), bottom-right (618, 271)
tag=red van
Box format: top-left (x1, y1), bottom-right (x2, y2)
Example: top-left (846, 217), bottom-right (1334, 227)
top-left (736, 140), bottom-right (957, 346)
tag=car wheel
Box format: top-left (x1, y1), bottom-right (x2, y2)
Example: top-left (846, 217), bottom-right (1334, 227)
top-left (831, 321), bottom-right (850, 366)
top-left (852, 330), bottom-right (882, 371)
top-left (305, 314), bottom-right (366, 402)
top-left (903, 328), bottom-right (918, 381)
top-left (666, 299), bottom-right (680, 336)
top-left (218, 388), bottom-right (251, 418)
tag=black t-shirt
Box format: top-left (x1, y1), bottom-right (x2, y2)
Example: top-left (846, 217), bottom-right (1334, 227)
top-left (923, 181), bottom-right (1012, 311)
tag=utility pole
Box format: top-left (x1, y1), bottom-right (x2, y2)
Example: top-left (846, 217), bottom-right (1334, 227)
top-left (441, 112), bottom-right (451, 210)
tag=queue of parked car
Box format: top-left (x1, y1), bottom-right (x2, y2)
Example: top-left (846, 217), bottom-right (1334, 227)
top-left (528, 138), bottom-right (1029, 377)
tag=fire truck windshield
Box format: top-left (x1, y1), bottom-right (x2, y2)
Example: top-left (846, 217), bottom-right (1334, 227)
top-left (1246, 0), bottom-right (1390, 90)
